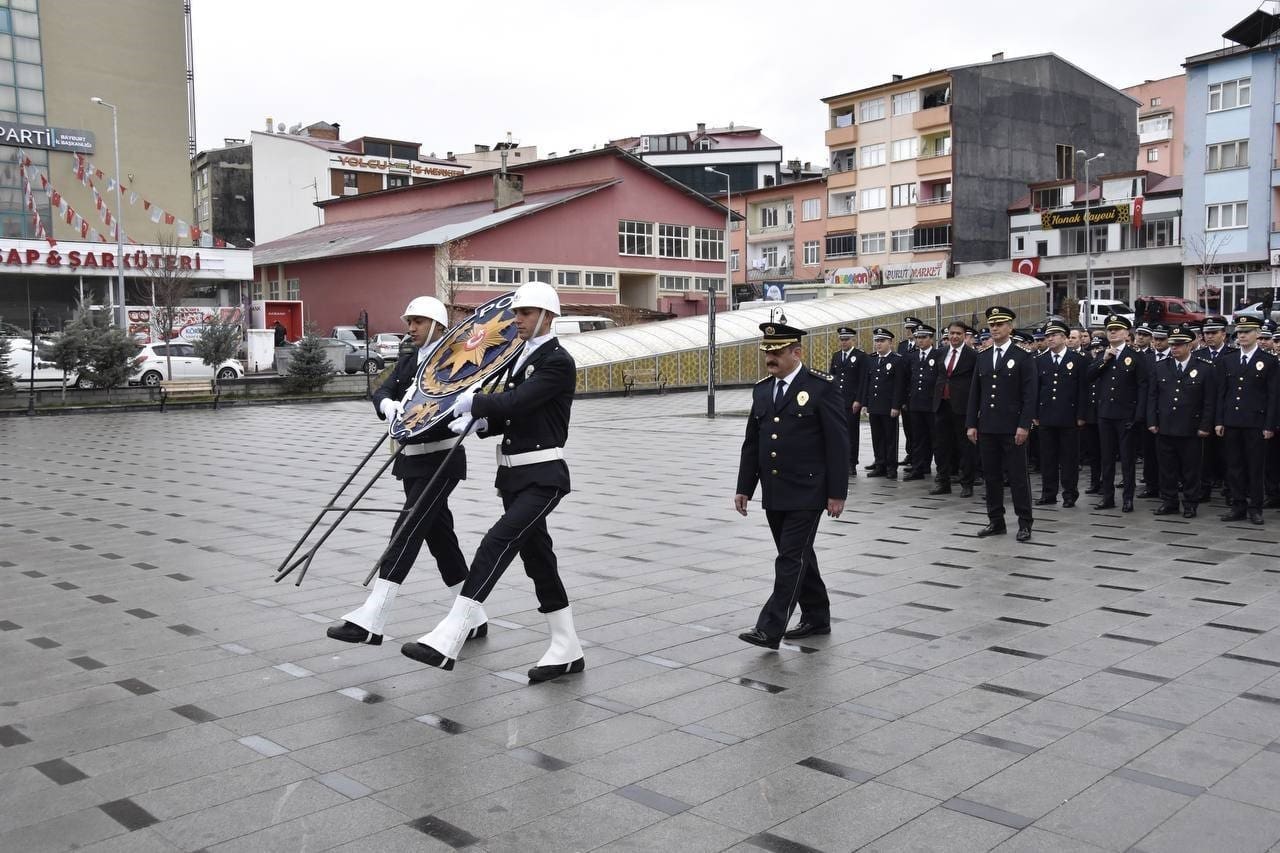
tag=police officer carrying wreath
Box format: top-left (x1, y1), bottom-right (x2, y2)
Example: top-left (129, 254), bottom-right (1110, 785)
top-left (735, 322), bottom-right (848, 647)
top-left (966, 306), bottom-right (1037, 541)
top-left (1146, 324), bottom-right (1214, 518)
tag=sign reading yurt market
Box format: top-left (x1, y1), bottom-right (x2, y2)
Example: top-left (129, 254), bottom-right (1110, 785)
top-left (1040, 202), bottom-right (1131, 230)
top-left (0, 122), bottom-right (95, 153)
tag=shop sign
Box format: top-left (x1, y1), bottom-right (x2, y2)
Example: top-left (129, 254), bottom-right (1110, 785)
top-left (126, 305), bottom-right (243, 345)
top-left (1040, 203), bottom-right (1132, 230)
top-left (826, 266), bottom-right (882, 288)
top-left (1, 246), bottom-right (203, 272)
top-left (332, 155), bottom-right (465, 179)
top-left (0, 121), bottom-right (95, 153)
top-left (882, 260), bottom-right (947, 284)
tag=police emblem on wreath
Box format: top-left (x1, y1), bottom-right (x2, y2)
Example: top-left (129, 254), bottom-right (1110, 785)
top-left (390, 292), bottom-right (524, 441)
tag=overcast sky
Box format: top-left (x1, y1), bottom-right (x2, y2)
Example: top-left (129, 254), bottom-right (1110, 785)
top-left (191, 0), bottom-right (1245, 167)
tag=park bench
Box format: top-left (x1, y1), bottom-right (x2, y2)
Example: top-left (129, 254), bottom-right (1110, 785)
top-left (159, 379), bottom-right (220, 412)
top-left (622, 368), bottom-right (665, 397)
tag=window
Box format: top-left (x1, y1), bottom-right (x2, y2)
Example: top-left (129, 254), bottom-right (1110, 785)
top-left (892, 91), bottom-right (919, 115)
top-left (921, 134), bottom-right (951, 157)
top-left (860, 143), bottom-right (886, 168)
top-left (450, 265), bottom-right (482, 283)
top-left (618, 220), bottom-right (653, 255)
top-left (659, 275), bottom-right (689, 291)
top-left (694, 227), bottom-right (725, 260)
top-left (761, 245), bottom-right (779, 268)
top-left (557, 270), bottom-right (580, 287)
top-left (784, 202), bottom-right (794, 228)
top-left (695, 277), bottom-right (725, 292)
top-left (861, 232), bottom-right (885, 254)
top-left (831, 148), bottom-right (856, 173)
top-left (251, 280), bottom-right (263, 300)
top-left (268, 280), bottom-right (280, 300)
top-left (1151, 96), bottom-right (1162, 107)
top-left (860, 97), bottom-right (885, 122)
top-left (342, 171), bottom-right (358, 189)
top-left (1143, 219), bottom-right (1175, 247)
top-left (527, 269), bottom-right (553, 283)
top-left (803, 241), bottom-right (819, 265)
top-left (829, 191), bottom-right (856, 215)
top-left (1061, 227), bottom-right (1086, 254)
top-left (1208, 77), bottom-right (1250, 111)
top-left (696, 138), bottom-right (712, 151)
top-left (730, 249), bottom-right (740, 271)
top-left (286, 278), bottom-right (300, 300)
top-left (891, 183), bottom-right (917, 207)
top-left (645, 134), bottom-right (689, 152)
top-left (1206, 201), bottom-right (1247, 230)
top-left (584, 271), bottom-right (614, 288)
top-left (921, 181), bottom-right (951, 204)
top-left (760, 207), bottom-right (779, 228)
top-left (198, 199), bottom-right (210, 219)
top-left (1032, 187), bottom-right (1063, 209)
top-left (1036, 240), bottom-right (1048, 257)
top-left (1088, 225), bottom-right (1107, 253)
top-left (890, 137), bottom-right (919, 162)
top-left (913, 224), bottom-right (952, 250)
top-left (657, 224), bottom-right (689, 258)
top-left (1147, 148), bottom-right (1159, 163)
top-left (859, 187), bottom-right (886, 211)
top-left (832, 108), bottom-right (854, 128)
top-left (826, 232), bottom-right (857, 258)
top-left (387, 174), bottom-right (409, 188)
top-left (801, 198), bottom-right (821, 221)
top-left (1014, 236), bottom-right (1025, 252)
top-left (1138, 114), bottom-right (1172, 135)
top-left (891, 229), bottom-right (913, 252)
top-left (488, 267), bottom-right (522, 284)
top-left (1207, 140), bottom-right (1249, 171)
top-left (1055, 144), bottom-right (1074, 180)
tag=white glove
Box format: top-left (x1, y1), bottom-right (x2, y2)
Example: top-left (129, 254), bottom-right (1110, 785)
top-left (452, 386), bottom-right (477, 416)
top-left (379, 398), bottom-right (403, 421)
top-left (448, 415), bottom-right (473, 435)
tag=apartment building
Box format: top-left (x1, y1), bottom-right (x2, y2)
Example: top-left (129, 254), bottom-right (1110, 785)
top-left (1123, 75), bottom-right (1186, 175)
top-left (610, 122), bottom-right (783, 196)
top-left (820, 53), bottom-right (1138, 275)
top-left (726, 177), bottom-right (827, 303)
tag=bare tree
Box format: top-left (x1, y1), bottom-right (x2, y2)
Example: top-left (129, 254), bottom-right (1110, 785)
top-left (434, 237), bottom-right (472, 323)
top-left (1185, 231), bottom-right (1229, 314)
top-left (139, 235), bottom-right (197, 381)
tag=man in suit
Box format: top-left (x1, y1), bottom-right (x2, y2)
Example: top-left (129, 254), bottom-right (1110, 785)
top-left (829, 327), bottom-right (867, 476)
top-left (403, 282), bottom-right (584, 682)
top-left (897, 316), bottom-right (921, 468)
top-left (1216, 314), bottom-right (1280, 525)
top-left (904, 323), bottom-right (942, 482)
top-left (1088, 314), bottom-right (1150, 512)
top-left (1147, 324), bottom-right (1215, 518)
top-left (933, 321), bottom-right (977, 497)
top-left (967, 306), bottom-right (1037, 540)
top-left (857, 328), bottom-right (907, 479)
top-left (327, 296), bottom-right (485, 648)
top-left (735, 322), bottom-right (847, 648)
top-left (1033, 319), bottom-right (1088, 507)
top-left (1199, 315), bottom-right (1235, 503)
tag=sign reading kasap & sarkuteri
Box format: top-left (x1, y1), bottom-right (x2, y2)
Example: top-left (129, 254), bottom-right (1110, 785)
top-left (0, 122), bottom-right (95, 153)
top-left (1039, 203), bottom-right (1131, 230)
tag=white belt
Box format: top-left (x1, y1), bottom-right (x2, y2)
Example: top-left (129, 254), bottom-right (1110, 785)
top-left (401, 438), bottom-right (456, 456)
top-left (496, 446), bottom-right (564, 467)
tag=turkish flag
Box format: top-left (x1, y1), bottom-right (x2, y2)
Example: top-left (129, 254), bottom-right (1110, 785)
top-left (1133, 196), bottom-right (1144, 230)
top-left (1012, 257), bottom-right (1040, 277)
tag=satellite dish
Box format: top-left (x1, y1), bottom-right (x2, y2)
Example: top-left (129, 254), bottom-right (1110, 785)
top-left (277, 122), bottom-right (285, 132)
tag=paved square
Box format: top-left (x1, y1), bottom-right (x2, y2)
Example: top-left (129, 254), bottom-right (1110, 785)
top-left (3, 390), bottom-right (1280, 851)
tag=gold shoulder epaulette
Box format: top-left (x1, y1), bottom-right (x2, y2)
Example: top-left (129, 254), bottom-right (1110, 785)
top-left (756, 375), bottom-right (772, 384)
top-left (808, 368), bottom-right (833, 381)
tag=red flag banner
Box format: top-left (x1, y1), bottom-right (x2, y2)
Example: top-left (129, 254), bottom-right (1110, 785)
top-left (1012, 257), bottom-right (1040, 277)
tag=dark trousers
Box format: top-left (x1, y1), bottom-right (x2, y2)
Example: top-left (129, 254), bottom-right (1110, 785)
top-left (1268, 438), bottom-right (1280, 500)
top-left (846, 409), bottom-right (861, 468)
top-left (460, 485), bottom-right (568, 613)
top-left (908, 410), bottom-right (934, 476)
top-left (901, 409), bottom-right (915, 466)
top-left (869, 413), bottom-right (899, 471)
top-left (1201, 434), bottom-right (1227, 499)
top-left (380, 476), bottom-right (467, 586)
top-left (1081, 422), bottom-right (1101, 489)
top-left (1038, 424), bottom-right (1080, 502)
top-left (934, 400), bottom-right (973, 486)
top-left (756, 509), bottom-right (827, 638)
top-left (1098, 417), bottom-right (1138, 502)
top-left (1224, 428), bottom-right (1267, 512)
top-left (978, 433), bottom-right (1032, 526)
top-left (1141, 423), bottom-right (1160, 491)
top-left (1156, 434), bottom-right (1202, 509)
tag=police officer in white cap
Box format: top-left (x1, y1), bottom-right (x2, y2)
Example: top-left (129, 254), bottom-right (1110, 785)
top-left (402, 282), bottom-right (584, 682)
top-left (327, 296), bottom-right (487, 647)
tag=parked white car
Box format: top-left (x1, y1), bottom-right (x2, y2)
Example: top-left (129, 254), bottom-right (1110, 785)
top-left (552, 316), bottom-right (616, 335)
top-left (1079, 299), bottom-right (1135, 329)
top-left (130, 342), bottom-right (243, 386)
top-left (371, 332), bottom-right (407, 360)
top-left (1231, 302), bottom-right (1280, 325)
top-left (5, 338), bottom-right (89, 387)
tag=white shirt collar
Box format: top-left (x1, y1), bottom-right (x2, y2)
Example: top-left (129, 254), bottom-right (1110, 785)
top-left (1240, 346), bottom-right (1258, 361)
top-left (415, 337), bottom-right (442, 365)
top-left (515, 331), bottom-right (555, 369)
top-left (777, 361), bottom-right (804, 387)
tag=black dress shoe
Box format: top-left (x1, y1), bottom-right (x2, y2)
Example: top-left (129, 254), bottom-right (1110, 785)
top-left (1062, 498), bottom-right (1076, 508)
top-left (1264, 496), bottom-right (1280, 509)
top-left (866, 468), bottom-right (886, 478)
top-left (976, 522), bottom-right (1007, 537)
top-left (884, 473), bottom-right (898, 481)
top-left (327, 621), bottom-right (382, 645)
top-left (738, 629), bottom-right (781, 650)
top-left (468, 623), bottom-right (488, 640)
top-left (901, 472), bottom-right (925, 481)
top-left (528, 657), bottom-right (585, 683)
top-left (1093, 499), bottom-right (1116, 510)
top-left (863, 463), bottom-right (877, 471)
top-left (1249, 511), bottom-right (1265, 526)
top-left (1220, 509), bottom-right (1248, 522)
top-left (1016, 524), bottom-right (1032, 542)
top-left (1153, 504), bottom-right (1180, 516)
top-left (1122, 500), bottom-right (1134, 513)
top-left (960, 485), bottom-right (974, 498)
top-left (929, 484), bottom-right (952, 495)
top-left (1034, 497), bottom-right (1057, 506)
top-left (1084, 485), bottom-right (1101, 495)
top-left (400, 641), bottom-right (454, 670)
top-left (783, 622), bottom-right (831, 639)
top-left (1182, 507), bottom-right (1197, 518)
top-left (1137, 490), bottom-right (1159, 499)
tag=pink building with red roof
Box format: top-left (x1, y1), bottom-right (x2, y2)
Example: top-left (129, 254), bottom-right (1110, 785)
top-left (252, 148), bottom-right (736, 335)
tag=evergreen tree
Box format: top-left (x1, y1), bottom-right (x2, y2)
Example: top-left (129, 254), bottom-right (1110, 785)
top-left (63, 305), bottom-right (138, 398)
top-left (193, 314), bottom-right (242, 383)
top-left (284, 325), bottom-right (334, 394)
top-left (0, 333), bottom-right (15, 395)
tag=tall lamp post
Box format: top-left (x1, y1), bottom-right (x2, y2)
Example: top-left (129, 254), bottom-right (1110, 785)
top-left (1076, 150), bottom-right (1105, 315)
top-left (704, 166), bottom-right (732, 419)
top-left (91, 96), bottom-right (126, 330)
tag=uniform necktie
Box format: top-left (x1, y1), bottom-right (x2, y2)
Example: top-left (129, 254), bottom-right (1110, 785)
top-left (919, 350), bottom-right (925, 363)
top-left (1242, 354), bottom-right (1248, 366)
top-left (774, 379), bottom-right (786, 406)
top-left (1053, 353), bottom-right (1060, 367)
top-left (994, 346), bottom-right (1003, 369)
top-left (1178, 361), bottom-right (1185, 375)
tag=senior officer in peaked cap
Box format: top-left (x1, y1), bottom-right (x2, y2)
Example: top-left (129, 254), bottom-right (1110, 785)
top-left (1147, 324), bottom-right (1214, 518)
top-left (967, 306), bottom-right (1038, 541)
top-left (735, 322), bottom-right (848, 648)
top-left (1215, 313), bottom-right (1280, 525)
top-left (858, 327), bottom-right (908, 478)
top-left (1088, 313), bottom-right (1150, 512)
top-left (829, 327), bottom-right (868, 476)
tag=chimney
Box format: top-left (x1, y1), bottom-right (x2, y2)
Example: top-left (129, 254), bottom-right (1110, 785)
top-left (493, 171), bottom-right (524, 211)
top-left (803, 161), bottom-right (811, 171)
top-left (697, 122), bottom-right (706, 135)
top-left (446, 151), bottom-right (453, 160)
top-left (475, 143), bottom-right (490, 153)
top-left (332, 122), bottom-right (340, 138)
top-left (992, 51), bottom-right (1004, 61)
top-left (892, 74), bottom-right (903, 81)
top-left (265, 116), bottom-right (273, 133)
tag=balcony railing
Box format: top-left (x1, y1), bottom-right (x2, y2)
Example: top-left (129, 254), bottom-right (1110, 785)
top-left (917, 194), bottom-right (952, 206)
top-left (747, 265), bottom-right (793, 281)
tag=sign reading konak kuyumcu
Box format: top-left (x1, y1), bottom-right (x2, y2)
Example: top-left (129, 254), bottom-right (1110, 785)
top-left (0, 121), bottom-right (94, 153)
top-left (1040, 203), bottom-right (1131, 230)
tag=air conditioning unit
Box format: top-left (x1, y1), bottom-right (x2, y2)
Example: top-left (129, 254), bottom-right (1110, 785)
top-left (343, 187), bottom-right (359, 196)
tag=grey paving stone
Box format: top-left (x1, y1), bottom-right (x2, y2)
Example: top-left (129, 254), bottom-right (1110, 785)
top-left (767, 780), bottom-right (938, 851)
top-left (595, 811), bottom-right (749, 853)
top-left (1126, 727), bottom-right (1263, 787)
top-left (1209, 749), bottom-right (1280, 811)
top-left (1035, 774), bottom-right (1191, 850)
top-left (860, 805), bottom-right (1017, 852)
top-left (989, 827), bottom-right (1110, 852)
top-left (1134, 793), bottom-right (1280, 853)
top-left (148, 779), bottom-right (348, 850)
top-left (960, 753), bottom-right (1111, 819)
top-left (690, 763), bottom-right (853, 833)
top-left (572, 729), bottom-right (725, 787)
top-left (878, 737), bottom-right (1023, 800)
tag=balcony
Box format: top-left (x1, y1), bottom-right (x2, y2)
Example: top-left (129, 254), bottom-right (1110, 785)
top-left (746, 226), bottom-right (794, 243)
top-left (917, 153), bottom-right (951, 176)
top-left (916, 196), bottom-right (952, 222)
top-left (826, 212), bottom-right (857, 232)
top-left (825, 124), bottom-right (858, 148)
top-left (1139, 127), bottom-right (1172, 144)
top-left (913, 103), bottom-right (950, 130)
top-left (747, 265), bottom-right (794, 281)
top-left (827, 168), bottom-right (857, 190)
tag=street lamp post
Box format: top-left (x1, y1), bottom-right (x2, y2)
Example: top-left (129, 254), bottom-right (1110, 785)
top-left (705, 166), bottom-right (732, 419)
top-left (91, 97), bottom-right (126, 330)
top-left (1076, 150), bottom-right (1105, 314)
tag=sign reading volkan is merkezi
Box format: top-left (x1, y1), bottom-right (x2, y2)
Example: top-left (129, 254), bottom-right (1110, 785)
top-left (0, 121), bottom-right (94, 153)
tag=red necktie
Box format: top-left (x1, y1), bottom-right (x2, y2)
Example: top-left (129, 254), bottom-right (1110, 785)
top-left (943, 348), bottom-right (957, 399)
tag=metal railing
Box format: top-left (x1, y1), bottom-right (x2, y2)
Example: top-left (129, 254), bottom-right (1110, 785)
top-left (917, 194), bottom-right (952, 206)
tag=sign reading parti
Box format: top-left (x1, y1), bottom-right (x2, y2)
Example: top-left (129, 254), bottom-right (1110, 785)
top-left (0, 121), bottom-right (95, 153)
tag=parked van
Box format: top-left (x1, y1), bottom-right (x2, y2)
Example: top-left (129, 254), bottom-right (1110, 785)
top-left (551, 316), bottom-right (616, 335)
top-left (1134, 296), bottom-right (1207, 326)
top-left (1078, 298), bottom-right (1135, 329)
